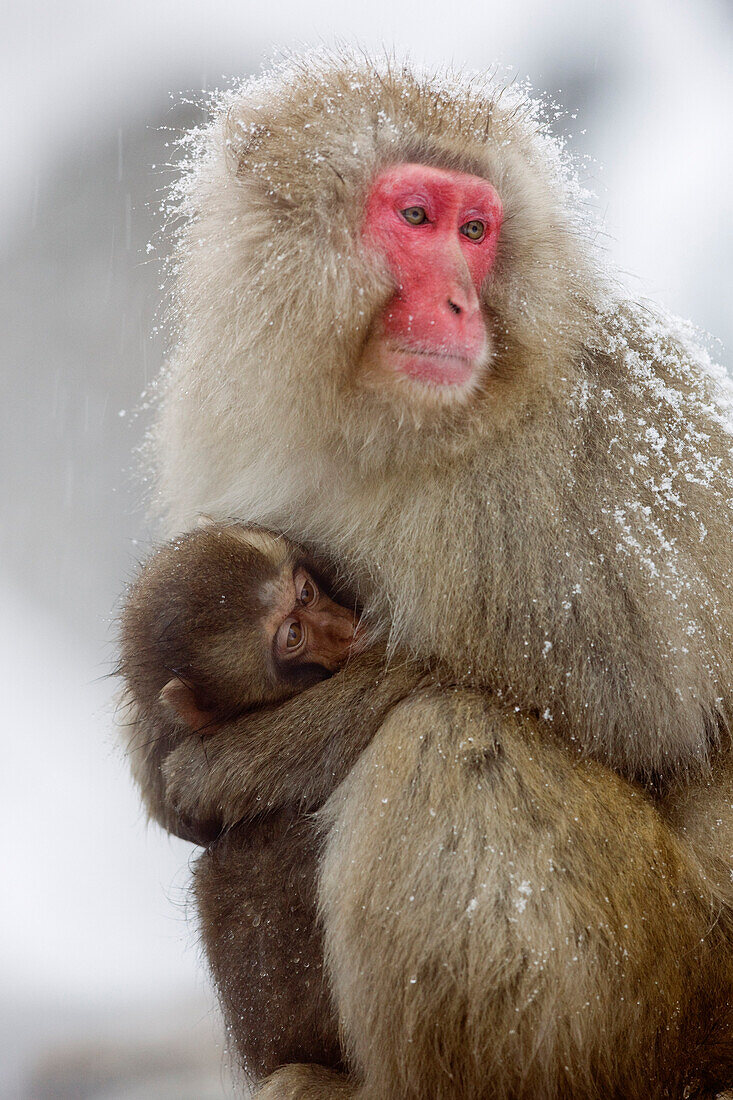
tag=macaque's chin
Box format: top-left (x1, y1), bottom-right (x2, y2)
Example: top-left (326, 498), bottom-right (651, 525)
top-left (387, 345), bottom-right (477, 387)
top-left (359, 336), bottom-right (486, 402)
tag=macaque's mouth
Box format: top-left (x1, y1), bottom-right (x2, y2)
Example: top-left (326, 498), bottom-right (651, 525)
top-left (386, 342), bottom-right (480, 388)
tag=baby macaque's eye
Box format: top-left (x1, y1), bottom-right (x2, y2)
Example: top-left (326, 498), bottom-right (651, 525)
top-left (276, 616), bottom-right (306, 658)
top-left (297, 573), bottom-right (318, 606)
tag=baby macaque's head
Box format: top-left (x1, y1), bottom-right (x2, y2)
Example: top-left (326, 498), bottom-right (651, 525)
top-left (120, 523), bottom-right (361, 731)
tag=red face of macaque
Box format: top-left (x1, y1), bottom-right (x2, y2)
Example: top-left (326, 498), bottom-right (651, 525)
top-left (361, 163), bottom-right (503, 396)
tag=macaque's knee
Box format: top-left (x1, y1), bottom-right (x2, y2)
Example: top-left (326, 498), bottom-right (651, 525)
top-left (317, 692), bottom-right (720, 1099)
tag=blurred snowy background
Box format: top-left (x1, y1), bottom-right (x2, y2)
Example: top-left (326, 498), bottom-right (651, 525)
top-left (1, 0), bottom-right (731, 1096)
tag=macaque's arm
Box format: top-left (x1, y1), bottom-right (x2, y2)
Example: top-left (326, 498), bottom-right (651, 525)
top-left (161, 650), bottom-right (424, 842)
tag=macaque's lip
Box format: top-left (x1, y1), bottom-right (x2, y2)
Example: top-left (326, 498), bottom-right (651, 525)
top-left (385, 341), bottom-right (480, 388)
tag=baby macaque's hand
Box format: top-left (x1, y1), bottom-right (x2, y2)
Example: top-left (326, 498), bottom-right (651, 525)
top-left (162, 718), bottom-right (280, 837)
top-left (162, 735), bottom-right (227, 843)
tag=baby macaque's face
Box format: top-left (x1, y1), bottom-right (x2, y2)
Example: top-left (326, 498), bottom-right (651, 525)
top-left (262, 559), bottom-right (361, 679)
top-left (152, 524), bottom-right (363, 732)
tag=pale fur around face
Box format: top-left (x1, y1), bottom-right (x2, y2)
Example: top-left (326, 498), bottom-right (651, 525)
top-left (152, 51), bottom-right (733, 784)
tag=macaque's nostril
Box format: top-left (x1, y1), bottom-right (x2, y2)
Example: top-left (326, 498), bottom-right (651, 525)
top-left (448, 300), bottom-right (462, 315)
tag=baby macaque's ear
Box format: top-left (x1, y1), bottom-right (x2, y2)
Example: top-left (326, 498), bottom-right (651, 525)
top-left (160, 678), bottom-right (215, 731)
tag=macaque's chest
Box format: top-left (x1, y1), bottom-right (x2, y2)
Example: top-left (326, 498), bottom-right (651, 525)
top-left (271, 458), bottom-right (721, 695)
top-left (269, 471), bottom-right (557, 677)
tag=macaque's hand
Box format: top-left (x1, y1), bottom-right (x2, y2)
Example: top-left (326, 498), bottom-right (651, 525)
top-left (161, 733), bottom-right (231, 840)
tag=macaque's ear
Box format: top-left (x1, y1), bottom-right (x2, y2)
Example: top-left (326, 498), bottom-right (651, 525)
top-left (160, 678), bottom-right (214, 730)
top-left (196, 513), bottom-right (216, 528)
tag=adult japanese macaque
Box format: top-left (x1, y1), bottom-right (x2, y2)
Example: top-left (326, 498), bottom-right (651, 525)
top-left (126, 53), bottom-right (733, 1097)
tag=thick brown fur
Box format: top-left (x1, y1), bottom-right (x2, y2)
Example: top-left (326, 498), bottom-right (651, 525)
top-left (193, 810), bottom-right (341, 1079)
top-left (125, 626), bottom-right (433, 1078)
top-left (126, 51), bottom-right (733, 1097)
top-left (118, 523), bottom-right (428, 1076)
top-left (188, 666), bottom-right (435, 1084)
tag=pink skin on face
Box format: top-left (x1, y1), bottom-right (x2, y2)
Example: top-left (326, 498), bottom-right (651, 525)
top-left (362, 164), bottom-right (503, 388)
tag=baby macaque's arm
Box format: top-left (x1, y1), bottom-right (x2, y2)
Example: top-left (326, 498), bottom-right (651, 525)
top-left (160, 650), bottom-right (424, 842)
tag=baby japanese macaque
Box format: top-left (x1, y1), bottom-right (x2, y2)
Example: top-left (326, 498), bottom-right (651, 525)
top-left (120, 522), bottom-right (362, 738)
top-left (119, 521), bottom-right (409, 1077)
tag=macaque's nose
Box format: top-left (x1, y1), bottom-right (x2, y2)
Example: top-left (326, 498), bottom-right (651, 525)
top-left (314, 601), bottom-right (357, 642)
top-left (306, 596), bottom-right (359, 670)
top-left (442, 252), bottom-right (480, 322)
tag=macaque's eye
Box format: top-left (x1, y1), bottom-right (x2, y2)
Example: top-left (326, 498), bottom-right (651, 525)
top-left (460, 219), bottom-right (485, 241)
top-left (296, 573), bottom-right (318, 606)
top-left (276, 617), bottom-right (306, 656)
top-left (401, 206), bottom-right (428, 226)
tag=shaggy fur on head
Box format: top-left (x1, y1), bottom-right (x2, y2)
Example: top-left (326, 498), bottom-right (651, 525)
top-left (152, 51), bottom-right (733, 786)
